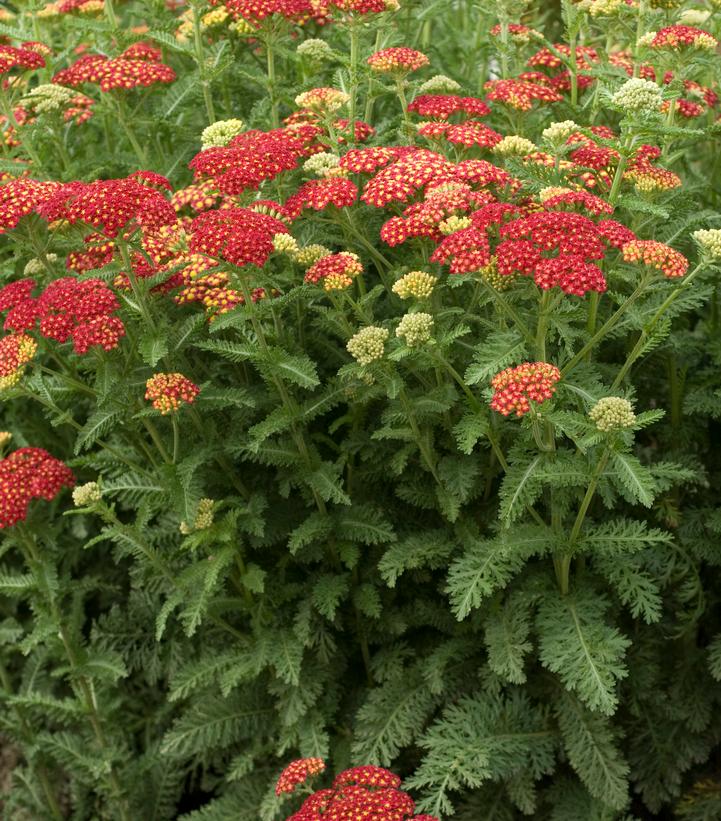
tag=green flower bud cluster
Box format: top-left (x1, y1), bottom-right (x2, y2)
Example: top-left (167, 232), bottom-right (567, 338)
top-left (611, 78), bottom-right (663, 113)
top-left (200, 119), bottom-right (245, 149)
top-left (396, 312), bottom-right (434, 347)
top-left (294, 244), bottom-right (332, 268)
top-left (418, 74), bottom-right (461, 95)
top-left (297, 38), bottom-right (334, 61)
top-left (180, 498), bottom-right (215, 534)
top-left (347, 326), bottom-right (389, 365)
top-left (21, 83), bottom-right (76, 114)
top-left (392, 271), bottom-right (437, 300)
top-left (72, 482), bottom-right (102, 507)
top-left (589, 397), bottom-right (636, 432)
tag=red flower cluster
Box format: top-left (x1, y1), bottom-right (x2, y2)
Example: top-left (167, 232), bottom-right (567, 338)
top-left (217, 0), bottom-right (314, 24)
top-left (53, 46), bottom-right (176, 91)
top-left (649, 26), bottom-right (718, 50)
top-left (542, 189), bottom-right (613, 216)
top-left (484, 78), bottom-right (562, 111)
top-left (327, 0), bottom-right (396, 12)
top-left (189, 128), bottom-right (310, 195)
top-left (0, 179), bottom-right (63, 234)
top-left (284, 178), bottom-right (358, 218)
top-left (276, 758), bottom-right (326, 795)
top-left (145, 372), bottom-right (200, 414)
top-left (621, 240), bottom-right (689, 278)
top-left (623, 145), bottom-right (681, 192)
top-left (408, 94), bottom-right (490, 120)
top-left (0, 447), bottom-right (74, 529)
top-left (361, 149), bottom-right (453, 207)
top-left (287, 763), bottom-right (437, 821)
top-left (367, 47), bottom-right (429, 74)
top-left (0, 44), bottom-right (46, 75)
top-left (189, 207), bottom-right (289, 267)
top-left (305, 252), bottom-right (362, 290)
top-left (0, 276), bottom-right (126, 354)
top-left (419, 121), bottom-right (502, 149)
top-left (490, 362), bottom-right (561, 417)
top-left (36, 176), bottom-right (176, 238)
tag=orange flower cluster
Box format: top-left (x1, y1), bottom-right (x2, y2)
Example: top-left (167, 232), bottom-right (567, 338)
top-left (491, 362), bottom-right (561, 417)
top-left (621, 240), bottom-right (689, 278)
top-left (367, 47), bottom-right (429, 74)
top-left (145, 373), bottom-right (200, 414)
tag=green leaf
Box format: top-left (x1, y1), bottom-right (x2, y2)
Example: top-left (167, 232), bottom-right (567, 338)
top-left (609, 451), bottom-right (656, 507)
top-left (556, 691), bottom-right (630, 810)
top-left (537, 586), bottom-right (630, 715)
top-left (465, 329), bottom-right (527, 385)
top-left (75, 408), bottom-right (123, 454)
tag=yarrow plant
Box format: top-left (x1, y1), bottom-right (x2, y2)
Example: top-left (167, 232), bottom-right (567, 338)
top-left (0, 0), bottom-right (720, 819)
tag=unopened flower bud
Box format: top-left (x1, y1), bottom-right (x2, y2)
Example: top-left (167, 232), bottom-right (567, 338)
top-left (419, 74), bottom-right (461, 94)
top-left (693, 228), bottom-right (721, 261)
top-left (392, 271), bottom-right (437, 300)
top-left (542, 120), bottom-right (579, 146)
top-left (273, 233), bottom-right (300, 254)
top-left (201, 119), bottom-right (245, 149)
top-left (589, 397), bottom-right (636, 432)
top-left (24, 254), bottom-right (57, 276)
top-left (347, 326), bottom-right (389, 365)
top-left (297, 39), bottom-right (334, 61)
top-left (396, 312), bottom-right (434, 347)
top-left (293, 244), bottom-right (332, 268)
top-left (612, 78), bottom-right (663, 113)
top-left (492, 135), bottom-right (536, 157)
top-left (72, 481), bottom-right (102, 507)
top-left (303, 152), bottom-right (341, 177)
top-left (439, 215), bottom-right (472, 235)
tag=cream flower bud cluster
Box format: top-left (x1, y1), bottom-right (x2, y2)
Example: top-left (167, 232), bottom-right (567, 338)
top-left (392, 271), bottom-right (437, 300)
top-left (693, 228), bottom-right (721, 261)
top-left (439, 215), bottom-right (472, 235)
top-left (303, 152), bottom-right (342, 177)
top-left (293, 244), bottom-right (332, 267)
top-left (180, 498), bottom-right (215, 534)
top-left (493, 135), bottom-right (536, 157)
top-left (0, 431), bottom-right (12, 448)
top-left (579, 0), bottom-right (625, 16)
top-left (611, 78), bottom-right (663, 113)
top-left (347, 326), bottom-right (389, 365)
top-left (273, 233), bottom-right (300, 255)
top-left (72, 482), bottom-right (102, 507)
top-left (21, 83), bottom-right (75, 114)
top-left (396, 312), bottom-right (434, 347)
top-left (541, 120), bottom-right (579, 146)
top-left (589, 397), bottom-right (637, 432)
top-left (201, 119), bottom-right (245, 149)
top-left (24, 254), bottom-right (57, 276)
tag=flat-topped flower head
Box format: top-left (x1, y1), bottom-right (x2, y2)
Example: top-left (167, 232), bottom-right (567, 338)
top-left (53, 53), bottom-right (176, 91)
top-left (293, 244), bottom-right (332, 267)
top-left (329, 0), bottom-right (399, 14)
top-left (622, 240), bottom-right (689, 278)
top-left (284, 177), bottom-right (357, 218)
top-left (295, 87), bottom-right (349, 113)
top-left (542, 120), bottom-right (579, 146)
top-left (297, 39), bottom-right (334, 62)
top-left (490, 362), bottom-right (561, 417)
top-left (0, 334), bottom-right (37, 389)
top-left (484, 78), bottom-right (562, 111)
top-left (0, 44), bottom-right (46, 75)
top-left (590, 397), bottom-right (636, 432)
top-left (189, 207), bottom-right (289, 267)
top-left (649, 26), bottom-right (717, 50)
top-left (419, 74), bottom-right (461, 95)
top-left (408, 94), bottom-right (490, 120)
top-left (347, 325), bottom-right (389, 365)
top-left (275, 758), bottom-right (325, 795)
top-left (0, 447), bottom-right (75, 529)
top-left (367, 47), bottom-right (429, 75)
top-left (392, 271), bottom-right (437, 300)
top-left (305, 251), bottom-right (363, 291)
top-left (145, 373), bottom-right (200, 414)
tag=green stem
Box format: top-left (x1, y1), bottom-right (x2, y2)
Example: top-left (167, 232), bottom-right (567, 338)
top-left (17, 527), bottom-right (131, 821)
top-left (398, 383), bottom-right (440, 483)
top-left (143, 417), bottom-right (172, 464)
top-left (266, 37), bottom-right (279, 129)
top-left (104, 0), bottom-right (119, 27)
top-left (192, 1), bottom-right (215, 123)
top-left (172, 415), bottom-right (180, 464)
top-left (611, 263), bottom-right (705, 390)
top-left (113, 96), bottom-right (148, 167)
top-left (348, 22), bottom-right (361, 143)
top-left (535, 290), bottom-right (552, 360)
top-left (0, 85), bottom-right (43, 170)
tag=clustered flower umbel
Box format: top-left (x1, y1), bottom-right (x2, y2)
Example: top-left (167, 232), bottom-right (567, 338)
top-left (347, 326), bottom-right (389, 365)
top-left (621, 239), bottom-right (689, 278)
top-left (201, 119), bottom-right (245, 149)
top-left (305, 252), bottom-right (363, 290)
top-left (145, 373), bottom-right (200, 414)
top-left (392, 271), bottom-right (437, 300)
top-left (0, 447), bottom-right (74, 529)
top-left (367, 47), bottom-right (430, 74)
top-left (396, 312), bottom-right (434, 347)
top-left (280, 762), bottom-right (438, 821)
top-left (611, 78), bottom-right (663, 113)
top-left (590, 397), bottom-right (637, 432)
top-left (491, 362), bottom-right (561, 417)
